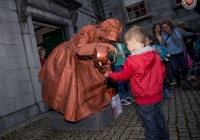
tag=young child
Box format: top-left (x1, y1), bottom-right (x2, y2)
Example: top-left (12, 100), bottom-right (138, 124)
top-left (145, 34), bottom-right (170, 98)
top-left (105, 26), bottom-right (169, 140)
top-left (39, 48), bottom-right (46, 67)
top-left (145, 34), bottom-right (170, 62)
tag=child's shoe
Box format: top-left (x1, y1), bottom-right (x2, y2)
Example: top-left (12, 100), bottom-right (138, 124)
top-left (121, 99), bottom-right (131, 105)
top-left (126, 97), bottom-right (135, 103)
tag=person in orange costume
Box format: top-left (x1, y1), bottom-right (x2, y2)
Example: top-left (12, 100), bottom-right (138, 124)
top-left (38, 18), bottom-right (122, 122)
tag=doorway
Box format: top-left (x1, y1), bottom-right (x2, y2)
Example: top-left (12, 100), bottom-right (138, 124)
top-left (33, 21), bottom-right (67, 57)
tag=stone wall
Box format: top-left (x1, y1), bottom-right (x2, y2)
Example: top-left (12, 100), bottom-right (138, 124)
top-left (0, 0), bottom-right (38, 130)
top-left (0, 0), bottom-right (81, 130)
top-left (76, 0), bottom-right (96, 32)
top-left (109, 0), bottom-right (128, 35)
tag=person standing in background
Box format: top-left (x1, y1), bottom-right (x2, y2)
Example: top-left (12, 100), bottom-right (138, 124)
top-left (39, 48), bottom-right (46, 67)
top-left (152, 23), bottom-right (176, 87)
top-left (110, 38), bottom-right (135, 105)
top-left (161, 20), bottom-right (195, 87)
top-left (177, 21), bottom-right (195, 60)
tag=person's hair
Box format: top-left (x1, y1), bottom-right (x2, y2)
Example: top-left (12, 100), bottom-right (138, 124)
top-left (152, 23), bottom-right (162, 35)
top-left (162, 20), bottom-right (175, 30)
top-left (124, 25), bottom-right (146, 44)
top-left (38, 48), bottom-right (46, 57)
top-left (146, 34), bottom-right (152, 40)
top-left (117, 36), bottom-right (124, 43)
top-left (177, 21), bottom-right (184, 27)
top-left (146, 34), bottom-right (153, 45)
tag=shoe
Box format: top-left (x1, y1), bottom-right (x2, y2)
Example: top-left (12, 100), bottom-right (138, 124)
top-left (126, 97), bottom-right (135, 103)
top-left (163, 89), bottom-right (170, 98)
top-left (170, 81), bottom-right (177, 86)
top-left (121, 99), bottom-right (132, 105)
top-left (165, 96), bottom-right (170, 99)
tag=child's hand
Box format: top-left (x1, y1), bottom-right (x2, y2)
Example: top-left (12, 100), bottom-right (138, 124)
top-left (104, 73), bottom-right (108, 77)
top-left (108, 44), bottom-right (116, 53)
top-left (118, 52), bottom-right (122, 56)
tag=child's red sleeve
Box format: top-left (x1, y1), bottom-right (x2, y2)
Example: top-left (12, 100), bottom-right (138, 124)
top-left (108, 59), bottom-right (133, 81)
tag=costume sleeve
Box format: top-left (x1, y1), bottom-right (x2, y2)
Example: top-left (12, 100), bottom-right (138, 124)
top-left (108, 59), bottom-right (133, 81)
top-left (76, 25), bottom-right (113, 56)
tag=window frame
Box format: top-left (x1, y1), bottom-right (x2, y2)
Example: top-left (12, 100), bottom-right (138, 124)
top-left (123, 0), bottom-right (148, 21)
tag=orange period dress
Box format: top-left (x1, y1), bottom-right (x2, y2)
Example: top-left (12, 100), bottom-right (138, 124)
top-left (38, 21), bottom-right (121, 122)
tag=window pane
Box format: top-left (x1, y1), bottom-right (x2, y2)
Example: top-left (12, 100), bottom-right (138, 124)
top-left (128, 13), bottom-right (135, 20)
top-left (176, 0), bottom-right (182, 4)
top-left (140, 8), bottom-right (147, 16)
top-left (139, 1), bottom-right (145, 9)
top-left (125, 0), bottom-right (147, 20)
top-left (135, 11), bottom-right (140, 18)
top-left (126, 7), bottom-right (132, 13)
top-left (132, 5), bottom-right (139, 11)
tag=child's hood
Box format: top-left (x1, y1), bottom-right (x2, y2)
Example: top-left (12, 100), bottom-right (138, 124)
top-left (129, 46), bottom-right (156, 70)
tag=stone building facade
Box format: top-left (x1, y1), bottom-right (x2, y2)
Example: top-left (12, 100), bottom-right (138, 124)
top-left (108, 0), bottom-right (200, 35)
top-left (0, 0), bottom-right (95, 130)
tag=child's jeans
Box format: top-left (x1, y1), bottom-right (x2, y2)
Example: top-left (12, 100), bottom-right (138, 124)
top-left (137, 101), bottom-right (169, 140)
top-left (113, 65), bottom-right (130, 100)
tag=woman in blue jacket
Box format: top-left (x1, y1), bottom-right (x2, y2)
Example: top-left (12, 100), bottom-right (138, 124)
top-left (161, 20), bottom-right (196, 87)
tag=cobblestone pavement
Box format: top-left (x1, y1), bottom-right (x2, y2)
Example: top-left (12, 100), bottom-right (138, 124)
top-left (0, 82), bottom-right (200, 140)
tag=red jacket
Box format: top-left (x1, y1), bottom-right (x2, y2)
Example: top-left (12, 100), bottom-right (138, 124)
top-left (108, 47), bottom-right (165, 105)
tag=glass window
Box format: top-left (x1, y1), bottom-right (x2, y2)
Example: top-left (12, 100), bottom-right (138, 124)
top-left (132, 5), bottom-right (139, 11)
top-left (139, 2), bottom-right (145, 8)
top-left (128, 12), bottom-right (135, 20)
top-left (124, 1), bottom-right (147, 21)
top-left (126, 7), bottom-right (132, 13)
top-left (140, 8), bottom-right (147, 16)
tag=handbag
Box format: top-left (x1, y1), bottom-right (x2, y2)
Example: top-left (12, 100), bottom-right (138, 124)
top-left (184, 50), bottom-right (193, 67)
